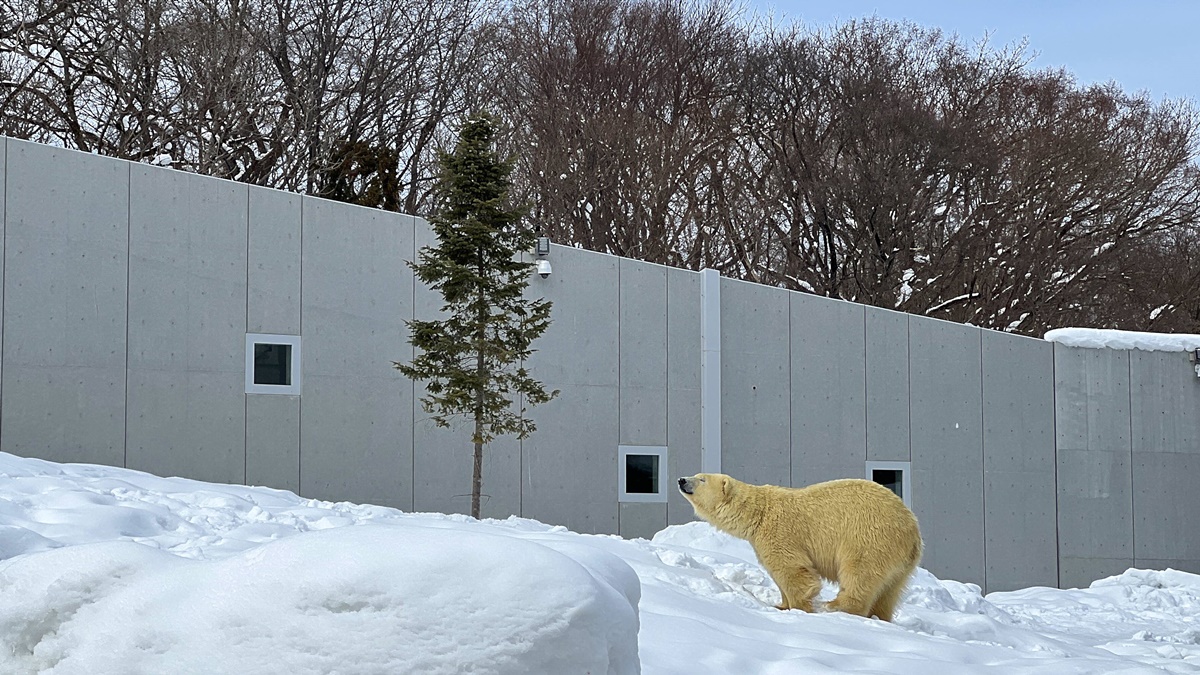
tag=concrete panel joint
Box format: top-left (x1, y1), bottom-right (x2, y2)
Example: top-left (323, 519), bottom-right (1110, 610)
top-left (700, 268), bottom-right (721, 473)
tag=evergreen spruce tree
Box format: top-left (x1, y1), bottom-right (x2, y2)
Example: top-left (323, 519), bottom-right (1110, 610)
top-left (395, 113), bottom-right (556, 519)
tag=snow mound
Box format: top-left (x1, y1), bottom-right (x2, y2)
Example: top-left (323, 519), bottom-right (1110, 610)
top-left (651, 521), bottom-right (758, 564)
top-left (0, 524), bottom-right (640, 675)
top-left (1044, 327), bottom-right (1200, 352)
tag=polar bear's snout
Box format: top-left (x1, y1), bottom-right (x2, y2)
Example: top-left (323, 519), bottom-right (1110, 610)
top-left (678, 477), bottom-right (694, 495)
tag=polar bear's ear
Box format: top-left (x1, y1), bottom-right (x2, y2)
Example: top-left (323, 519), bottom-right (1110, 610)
top-left (720, 475), bottom-right (730, 497)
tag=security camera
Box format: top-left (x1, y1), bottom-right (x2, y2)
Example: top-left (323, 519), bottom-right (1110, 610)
top-left (536, 259), bottom-right (552, 279)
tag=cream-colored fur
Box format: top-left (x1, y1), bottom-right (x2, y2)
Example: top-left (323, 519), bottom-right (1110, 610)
top-left (678, 473), bottom-right (922, 622)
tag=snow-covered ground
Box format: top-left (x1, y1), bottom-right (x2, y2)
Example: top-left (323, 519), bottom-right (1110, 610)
top-left (1, 453), bottom-right (1197, 674)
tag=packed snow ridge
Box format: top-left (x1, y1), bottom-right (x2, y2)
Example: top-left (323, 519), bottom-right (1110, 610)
top-left (2, 452), bottom-right (1199, 674)
top-left (1045, 327), bottom-right (1200, 352)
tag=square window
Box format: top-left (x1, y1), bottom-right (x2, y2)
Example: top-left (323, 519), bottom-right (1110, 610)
top-left (872, 469), bottom-right (902, 498)
top-left (618, 446), bottom-right (668, 503)
top-left (866, 461), bottom-right (910, 508)
top-left (246, 334), bottom-right (301, 395)
top-left (625, 454), bottom-right (659, 494)
top-left (254, 343), bottom-right (292, 386)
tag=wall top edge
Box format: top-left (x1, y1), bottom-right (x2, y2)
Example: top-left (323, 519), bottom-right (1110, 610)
top-left (2, 135), bottom-right (421, 226)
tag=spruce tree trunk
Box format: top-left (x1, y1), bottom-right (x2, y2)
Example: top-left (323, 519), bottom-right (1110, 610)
top-left (472, 346), bottom-right (485, 519)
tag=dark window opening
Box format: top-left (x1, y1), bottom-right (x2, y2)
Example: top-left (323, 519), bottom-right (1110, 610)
top-left (625, 454), bottom-right (660, 494)
top-left (872, 469), bottom-right (903, 500)
top-left (254, 343), bottom-right (292, 386)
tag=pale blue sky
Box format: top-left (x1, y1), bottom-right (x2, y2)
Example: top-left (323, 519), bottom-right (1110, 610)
top-left (759, 1), bottom-right (1199, 102)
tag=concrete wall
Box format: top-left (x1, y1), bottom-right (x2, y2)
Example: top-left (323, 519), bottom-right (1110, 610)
top-left (2, 140), bottom-right (128, 467)
top-left (1128, 350), bottom-right (1200, 575)
top-left (1054, 344), bottom-right (1134, 588)
top-left (1055, 346), bottom-right (1200, 586)
top-left (3, 137), bottom-right (1198, 592)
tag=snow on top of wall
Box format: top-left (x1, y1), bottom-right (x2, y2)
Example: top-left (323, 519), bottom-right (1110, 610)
top-left (1044, 327), bottom-right (1200, 352)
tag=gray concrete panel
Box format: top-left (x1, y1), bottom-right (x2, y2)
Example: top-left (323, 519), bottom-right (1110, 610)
top-left (523, 245), bottom-right (620, 386)
top-left (1129, 350), bottom-right (1200, 454)
top-left (1, 366), bottom-right (125, 465)
top-left (1059, 557), bottom-right (1133, 590)
top-left (667, 267), bottom-right (702, 525)
top-left (720, 278), bottom-right (791, 486)
top-left (126, 370), bottom-right (246, 483)
top-left (790, 294), bottom-right (865, 487)
top-left (1054, 345), bottom-right (1132, 453)
top-left (982, 331), bottom-right (1058, 592)
top-left (298, 199), bottom-right (412, 378)
top-left (1053, 346), bottom-right (1133, 563)
top-left (125, 165), bottom-right (247, 481)
top-left (247, 186), bottom-right (302, 335)
top-left (865, 307), bottom-right (910, 462)
top-left (127, 165), bottom-right (247, 372)
top-left (1, 139), bottom-right (129, 464)
top-left (246, 393), bottom-right (300, 492)
top-left (0, 138), bottom-right (5, 403)
top-left (909, 316), bottom-right (984, 586)
top-left (520, 241), bottom-right (619, 530)
top-left (1056, 449), bottom-right (1134, 558)
top-left (1132, 451), bottom-right (1200, 560)
top-left (620, 258), bottom-right (667, 445)
top-left (521, 243), bottom-right (620, 532)
top-left (620, 502), bottom-right (667, 540)
top-left (301, 376), bottom-right (411, 508)
top-left (300, 200), bottom-right (413, 509)
top-left (522, 383), bottom-right (620, 533)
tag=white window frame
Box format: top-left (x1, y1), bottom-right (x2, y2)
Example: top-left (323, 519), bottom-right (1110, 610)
top-left (866, 460), bottom-right (911, 509)
top-left (246, 333), bottom-right (302, 395)
top-left (618, 445), bottom-right (669, 503)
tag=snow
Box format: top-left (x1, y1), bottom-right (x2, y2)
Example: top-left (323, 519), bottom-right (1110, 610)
top-left (2, 453), bottom-right (1199, 674)
top-left (1045, 327), bottom-right (1200, 352)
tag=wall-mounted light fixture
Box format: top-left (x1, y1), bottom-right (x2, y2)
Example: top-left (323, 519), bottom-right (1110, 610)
top-left (534, 235), bottom-right (552, 279)
top-left (1191, 348), bottom-right (1200, 378)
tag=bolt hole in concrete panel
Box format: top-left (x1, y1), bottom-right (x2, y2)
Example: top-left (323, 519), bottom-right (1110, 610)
top-left (246, 333), bottom-right (301, 395)
top-left (619, 445), bottom-right (668, 503)
top-left (866, 460), bottom-right (911, 509)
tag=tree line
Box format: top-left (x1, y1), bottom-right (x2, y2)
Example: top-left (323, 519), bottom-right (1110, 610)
top-left (4, 0), bottom-right (1199, 336)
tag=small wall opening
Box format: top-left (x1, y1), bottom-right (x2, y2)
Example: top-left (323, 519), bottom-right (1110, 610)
top-left (619, 446), bottom-right (668, 503)
top-left (866, 461), bottom-right (910, 508)
top-left (246, 334), bottom-right (301, 395)
top-left (254, 343), bottom-right (292, 386)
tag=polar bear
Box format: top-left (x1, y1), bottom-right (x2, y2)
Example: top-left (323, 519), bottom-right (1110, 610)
top-left (678, 473), bottom-right (922, 622)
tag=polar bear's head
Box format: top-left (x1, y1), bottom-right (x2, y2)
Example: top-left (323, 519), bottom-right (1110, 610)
top-left (678, 473), bottom-right (759, 539)
top-left (677, 473), bottom-right (731, 517)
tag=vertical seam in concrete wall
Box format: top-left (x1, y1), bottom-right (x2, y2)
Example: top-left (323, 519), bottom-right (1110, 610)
top-left (1128, 352), bottom-right (1136, 563)
top-left (1051, 344), bottom-right (1061, 588)
top-left (410, 215), bottom-right (417, 512)
top-left (123, 162), bottom-right (132, 468)
top-left (0, 138), bottom-right (6, 446)
top-left (906, 314), bottom-right (912, 462)
top-left (699, 269), bottom-right (720, 473)
top-left (244, 189), bottom-right (251, 484)
top-left (979, 328), bottom-right (987, 592)
top-left (787, 293), bottom-right (793, 484)
top-left (663, 268), bottom-right (670, 522)
top-left (861, 309), bottom-right (868, 463)
top-left (616, 260), bottom-right (622, 533)
top-left (297, 197), bottom-right (304, 492)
